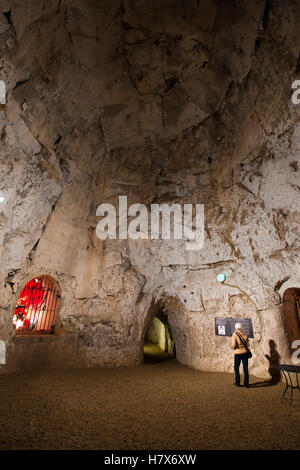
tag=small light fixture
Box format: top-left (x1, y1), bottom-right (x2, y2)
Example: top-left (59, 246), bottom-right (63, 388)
top-left (217, 273), bottom-right (227, 283)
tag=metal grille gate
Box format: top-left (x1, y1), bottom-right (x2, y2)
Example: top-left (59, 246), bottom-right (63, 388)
top-left (13, 275), bottom-right (61, 334)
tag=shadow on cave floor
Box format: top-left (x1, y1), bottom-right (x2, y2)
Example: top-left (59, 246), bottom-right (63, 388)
top-left (143, 341), bottom-right (175, 364)
top-left (249, 376), bottom-right (281, 388)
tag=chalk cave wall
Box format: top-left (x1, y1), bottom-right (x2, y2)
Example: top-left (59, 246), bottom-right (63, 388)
top-left (0, 0), bottom-right (299, 377)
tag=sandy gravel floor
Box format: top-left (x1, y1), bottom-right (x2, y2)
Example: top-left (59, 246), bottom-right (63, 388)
top-left (0, 360), bottom-right (299, 450)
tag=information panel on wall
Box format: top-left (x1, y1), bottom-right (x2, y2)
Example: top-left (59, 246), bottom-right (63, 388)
top-left (215, 317), bottom-right (254, 338)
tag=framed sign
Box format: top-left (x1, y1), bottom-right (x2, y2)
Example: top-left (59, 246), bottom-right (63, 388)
top-left (215, 317), bottom-right (254, 338)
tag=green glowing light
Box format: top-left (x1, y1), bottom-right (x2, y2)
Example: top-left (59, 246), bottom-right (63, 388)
top-left (217, 273), bottom-right (226, 283)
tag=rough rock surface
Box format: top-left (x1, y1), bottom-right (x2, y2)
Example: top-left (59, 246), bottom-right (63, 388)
top-left (0, 0), bottom-right (299, 377)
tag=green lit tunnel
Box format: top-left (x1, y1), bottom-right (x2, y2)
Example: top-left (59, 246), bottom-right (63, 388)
top-left (143, 316), bottom-right (175, 363)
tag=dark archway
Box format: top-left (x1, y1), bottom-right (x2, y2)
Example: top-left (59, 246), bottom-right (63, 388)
top-left (13, 275), bottom-right (61, 334)
top-left (143, 314), bottom-right (176, 363)
top-left (282, 288), bottom-right (300, 352)
top-left (139, 295), bottom-right (188, 366)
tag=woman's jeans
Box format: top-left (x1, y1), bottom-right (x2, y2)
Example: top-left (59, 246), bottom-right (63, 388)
top-left (234, 353), bottom-right (249, 386)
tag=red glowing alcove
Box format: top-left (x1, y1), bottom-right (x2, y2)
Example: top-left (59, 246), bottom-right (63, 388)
top-left (13, 275), bottom-right (61, 334)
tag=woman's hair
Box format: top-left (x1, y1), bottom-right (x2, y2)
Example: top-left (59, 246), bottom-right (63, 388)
top-left (235, 322), bottom-right (242, 330)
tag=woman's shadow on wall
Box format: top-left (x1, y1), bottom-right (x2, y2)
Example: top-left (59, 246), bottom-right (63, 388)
top-left (250, 339), bottom-right (281, 387)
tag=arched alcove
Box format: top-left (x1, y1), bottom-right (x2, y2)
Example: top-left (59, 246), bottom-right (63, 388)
top-left (278, 279), bottom-right (300, 299)
top-left (140, 296), bottom-right (189, 365)
top-left (282, 287), bottom-right (300, 352)
top-left (143, 315), bottom-right (175, 363)
top-left (13, 275), bottom-right (61, 335)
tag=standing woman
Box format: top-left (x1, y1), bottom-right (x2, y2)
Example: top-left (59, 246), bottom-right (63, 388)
top-left (232, 322), bottom-right (251, 388)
